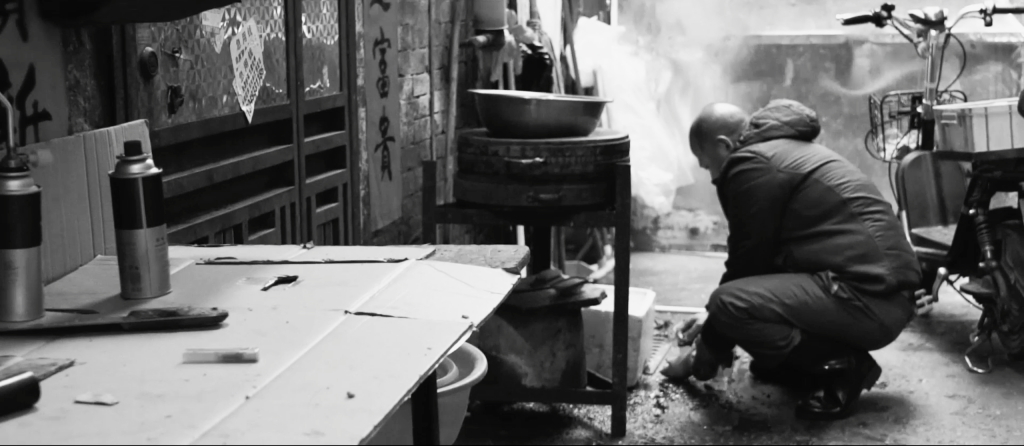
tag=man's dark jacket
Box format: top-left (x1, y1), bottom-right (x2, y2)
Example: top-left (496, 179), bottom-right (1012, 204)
top-left (716, 99), bottom-right (921, 296)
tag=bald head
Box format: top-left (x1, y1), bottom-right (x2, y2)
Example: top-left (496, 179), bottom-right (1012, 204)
top-left (689, 103), bottom-right (749, 149)
top-left (688, 103), bottom-right (749, 180)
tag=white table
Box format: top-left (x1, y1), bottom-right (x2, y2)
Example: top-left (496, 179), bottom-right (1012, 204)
top-left (0, 245), bottom-right (524, 445)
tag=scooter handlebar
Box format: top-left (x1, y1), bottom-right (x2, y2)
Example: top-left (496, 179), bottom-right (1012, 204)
top-left (837, 12), bottom-right (880, 25)
top-left (992, 6), bottom-right (1024, 14)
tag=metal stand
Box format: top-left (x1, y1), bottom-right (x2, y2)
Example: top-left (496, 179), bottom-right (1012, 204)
top-left (423, 160), bottom-right (632, 437)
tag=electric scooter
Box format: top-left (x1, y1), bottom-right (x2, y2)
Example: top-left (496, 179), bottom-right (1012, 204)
top-left (838, 1), bottom-right (1024, 373)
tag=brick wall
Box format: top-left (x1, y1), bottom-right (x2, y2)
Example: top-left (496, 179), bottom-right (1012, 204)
top-left (357, 0), bottom-right (502, 246)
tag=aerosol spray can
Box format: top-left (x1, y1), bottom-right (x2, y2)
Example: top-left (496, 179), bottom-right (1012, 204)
top-left (0, 160), bottom-right (43, 322)
top-left (0, 95), bottom-right (43, 322)
top-left (109, 140), bottom-right (171, 300)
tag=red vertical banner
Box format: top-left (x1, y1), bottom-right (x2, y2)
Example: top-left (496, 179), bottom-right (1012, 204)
top-left (364, 0), bottom-right (402, 231)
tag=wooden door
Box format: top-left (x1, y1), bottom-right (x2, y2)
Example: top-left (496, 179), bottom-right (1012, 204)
top-left (115, 0), bottom-right (357, 247)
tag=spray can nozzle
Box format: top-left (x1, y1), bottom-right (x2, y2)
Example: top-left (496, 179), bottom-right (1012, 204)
top-left (123, 140), bottom-right (145, 158)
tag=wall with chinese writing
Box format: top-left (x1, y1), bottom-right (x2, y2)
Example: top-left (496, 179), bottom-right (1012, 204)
top-left (0, 0), bottom-right (69, 148)
top-left (354, 0), bottom-right (503, 245)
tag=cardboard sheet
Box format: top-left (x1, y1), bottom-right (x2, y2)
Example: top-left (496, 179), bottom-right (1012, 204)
top-left (356, 260), bottom-right (520, 327)
top-left (0, 246), bottom-right (517, 444)
top-left (28, 132), bottom-right (92, 284)
top-left (11, 119), bottom-right (150, 284)
top-left (194, 316), bottom-right (472, 445)
top-left (83, 120), bottom-right (151, 257)
top-left (0, 260), bottom-right (410, 444)
top-left (170, 245), bottom-right (308, 263)
top-left (168, 245), bottom-right (435, 264)
top-left (288, 246), bottom-right (436, 263)
top-left (0, 257), bottom-right (194, 333)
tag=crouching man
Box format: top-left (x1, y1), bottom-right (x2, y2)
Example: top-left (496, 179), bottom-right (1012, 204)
top-left (662, 100), bottom-right (921, 420)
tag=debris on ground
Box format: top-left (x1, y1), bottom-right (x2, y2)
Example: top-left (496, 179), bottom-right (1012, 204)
top-left (74, 393), bottom-right (119, 407)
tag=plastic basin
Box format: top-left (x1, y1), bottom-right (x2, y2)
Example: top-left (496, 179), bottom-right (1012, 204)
top-left (365, 342), bottom-right (488, 445)
top-left (435, 357), bottom-right (459, 389)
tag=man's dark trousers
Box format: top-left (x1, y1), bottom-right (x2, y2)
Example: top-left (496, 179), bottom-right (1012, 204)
top-left (701, 273), bottom-right (916, 368)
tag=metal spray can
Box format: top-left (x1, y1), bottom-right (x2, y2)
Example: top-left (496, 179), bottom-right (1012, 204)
top-left (0, 161), bottom-right (43, 322)
top-left (109, 140), bottom-right (171, 300)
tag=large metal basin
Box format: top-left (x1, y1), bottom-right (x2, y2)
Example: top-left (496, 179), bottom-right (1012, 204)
top-left (469, 89), bottom-right (612, 139)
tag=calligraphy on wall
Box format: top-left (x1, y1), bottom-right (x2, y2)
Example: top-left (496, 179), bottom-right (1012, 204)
top-left (363, 0), bottom-right (402, 230)
top-left (0, 0), bottom-right (67, 149)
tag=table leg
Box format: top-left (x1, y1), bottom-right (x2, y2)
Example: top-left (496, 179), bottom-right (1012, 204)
top-left (611, 162), bottom-right (632, 438)
top-left (528, 226), bottom-right (552, 274)
top-left (423, 161), bottom-right (438, 244)
top-left (412, 371), bottom-right (441, 445)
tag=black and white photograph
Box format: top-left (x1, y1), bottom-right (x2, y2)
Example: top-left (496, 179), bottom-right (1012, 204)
top-left (2, 0), bottom-right (1024, 444)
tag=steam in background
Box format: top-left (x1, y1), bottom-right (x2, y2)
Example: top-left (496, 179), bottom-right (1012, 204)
top-left (575, 0), bottom-right (748, 221)
top-left (578, 0), bottom-right (1024, 250)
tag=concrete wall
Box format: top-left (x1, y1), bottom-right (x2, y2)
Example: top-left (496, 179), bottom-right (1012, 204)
top-left (615, 0), bottom-right (1024, 218)
top-left (672, 37), bottom-right (1024, 219)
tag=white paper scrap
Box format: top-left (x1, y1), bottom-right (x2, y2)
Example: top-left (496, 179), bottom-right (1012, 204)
top-left (201, 9), bottom-right (227, 53)
top-left (201, 8), bottom-right (224, 27)
top-left (230, 18), bottom-right (266, 124)
top-left (213, 27), bottom-right (227, 54)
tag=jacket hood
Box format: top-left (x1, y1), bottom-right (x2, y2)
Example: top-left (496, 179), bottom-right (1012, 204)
top-left (738, 99), bottom-right (821, 147)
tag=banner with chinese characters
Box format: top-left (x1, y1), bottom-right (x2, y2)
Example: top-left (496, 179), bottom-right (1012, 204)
top-left (363, 0), bottom-right (402, 231)
top-left (0, 0), bottom-right (68, 149)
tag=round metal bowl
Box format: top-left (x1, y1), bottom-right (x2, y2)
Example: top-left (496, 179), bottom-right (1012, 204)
top-left (469, 89), bottom-right (612, 139)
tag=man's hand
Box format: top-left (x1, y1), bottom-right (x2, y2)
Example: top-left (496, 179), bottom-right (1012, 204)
top-left (674, 312), bottom-right (709, 347)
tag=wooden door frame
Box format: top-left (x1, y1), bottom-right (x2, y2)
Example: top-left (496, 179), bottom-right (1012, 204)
top-left (344, 0), bottom-right (362, 246)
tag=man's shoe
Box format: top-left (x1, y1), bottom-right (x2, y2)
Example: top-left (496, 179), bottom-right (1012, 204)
top-left (661, 336), bottom-right (726, 382)
top-left (748, 360), bottom-right (813, 389)
top-left (795, 351), bottom-right (882, 421)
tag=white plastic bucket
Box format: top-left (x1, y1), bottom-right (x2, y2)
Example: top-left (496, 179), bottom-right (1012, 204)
top-left (366, 342), bottom-right (489, 445)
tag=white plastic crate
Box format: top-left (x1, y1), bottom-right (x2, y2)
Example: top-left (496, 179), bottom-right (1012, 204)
top-left (935, 98), bottom-right (1024, 153)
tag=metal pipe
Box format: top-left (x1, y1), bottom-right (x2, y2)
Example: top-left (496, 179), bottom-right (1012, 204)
top-left (0, 93), bottom-right (14, 157)
top-left (563, 0), bottom-right (584, 95)
top-left (921, 29), bottom-right (944, 121)
top-left (428, 0), bottom-right (435, 162)
top-left (443, 0), bottom-right (466, 245)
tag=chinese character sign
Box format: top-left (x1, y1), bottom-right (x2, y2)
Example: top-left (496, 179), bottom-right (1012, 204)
top-left (230, 18), bottom-right (266, 124)
top-left (363, 0), bottom-right (401, 230)
top-left (0, 0), bottom-right (66, 149)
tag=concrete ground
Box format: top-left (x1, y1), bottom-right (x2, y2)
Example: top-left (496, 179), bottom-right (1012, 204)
top-left (457, 252), bottom-right (1024, 445)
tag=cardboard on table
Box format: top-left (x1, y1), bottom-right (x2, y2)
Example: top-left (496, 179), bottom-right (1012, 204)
top-left (169, 245), bottom-right (436, 264)
top-left (0, 245), bottom-right (519, 445)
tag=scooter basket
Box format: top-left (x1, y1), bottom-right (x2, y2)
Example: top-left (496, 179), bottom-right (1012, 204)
top-left (868, 90), bottom-right (967, 161)
top-left (935, 98), bottom-right (1024, 153)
